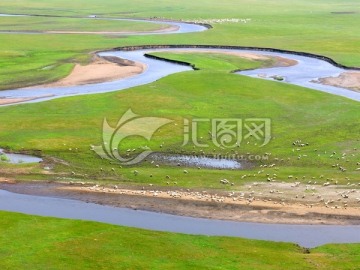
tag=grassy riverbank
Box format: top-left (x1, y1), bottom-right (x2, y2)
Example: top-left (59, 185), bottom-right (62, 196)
top-left (0, 211), bottom-right (359, 270)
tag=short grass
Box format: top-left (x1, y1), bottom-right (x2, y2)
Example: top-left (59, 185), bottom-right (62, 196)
top-left (0, 53), bottom-right (358, 188)
top-left (0, 16), bottom-right (169, 32)
top-left (0, 211), bottom-right (359, 270)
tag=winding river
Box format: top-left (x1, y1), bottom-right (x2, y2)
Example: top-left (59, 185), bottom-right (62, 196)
top-left (0, 13), bottom-right (359, 247)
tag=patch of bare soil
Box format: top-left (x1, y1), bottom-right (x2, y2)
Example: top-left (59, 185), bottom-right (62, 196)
top-left (0, 95), bottom-right (54, 105)
top-left (315, 71), bottom-right (360, 92)
top-left (223, 52), bottom-right (297, 68)
top-left (0, 98), bottom-right (32, 105)
top-left (39, 55), bottom-right (146, 88)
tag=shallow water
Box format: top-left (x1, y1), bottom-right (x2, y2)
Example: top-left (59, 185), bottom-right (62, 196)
top-left (148, 153), bottom-right (243, 169)
top-left (0, 148), bottom-right (42, 164)
top-left (0, 189), bottom-right (359, 248)
top-left (238, 55), bottom-right (360, 101)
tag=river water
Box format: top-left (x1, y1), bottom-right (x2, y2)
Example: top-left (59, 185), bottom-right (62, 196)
top-left (1, 189), bottom-right (359, 248)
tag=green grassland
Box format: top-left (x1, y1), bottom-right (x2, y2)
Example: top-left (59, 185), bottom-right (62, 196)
top-left (0, 211), bottom-right (359, 270)
top-left (0, 16), bottom-right (169, 32)
top-left (0, 1), bottom-right (359, 269)
top-left (0, 0), bottom-right (360, 89)
top-left (0, 53), bottom-right (358, 188)
top-left (0, 0), bottom-right (359, 20)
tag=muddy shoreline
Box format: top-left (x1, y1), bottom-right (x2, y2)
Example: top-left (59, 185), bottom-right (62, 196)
top-left (1, 180), bottom-right (359, 226)
top-left (315, 71), bottom-right (360, 93)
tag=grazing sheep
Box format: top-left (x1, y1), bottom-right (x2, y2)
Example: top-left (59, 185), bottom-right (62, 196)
top-left (220, 179), bottom-right (230, 185)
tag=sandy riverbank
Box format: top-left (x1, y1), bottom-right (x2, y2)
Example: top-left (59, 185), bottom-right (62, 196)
top-left (0, 25), bottom-right (180, 36)
top-left (44, 25), bottom-right (180, 35)
top-left (220, 51), bottom-right (298, 68)
top-left (0, 95), bottom-right (55, 106)
top-left (316, 71), bottom-right (360, 92)
top-left (1, 180), bottom-right (359, 225)
top-left (0, 97), bottom-right (37, 105)
top-left (40, 55), bottom-right (146, 88)
top-left (168, 50), bottom-right (298, 68)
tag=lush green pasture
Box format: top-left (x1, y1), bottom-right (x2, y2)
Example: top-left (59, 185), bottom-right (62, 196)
top-left (0, 53), bottom-right (358, 187)
top-left (0, 211), bottom-right (359, 270)
top-left (0, 2), bottom-right (359, 268)
top-left (0, 0), bottom-right (359, 20)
